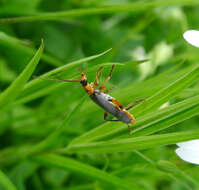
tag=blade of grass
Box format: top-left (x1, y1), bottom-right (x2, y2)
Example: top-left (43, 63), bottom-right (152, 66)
top-left (135, 151), bottom-right (199, 189)
top-left (157, 160), bottom-right (199, 189)
top-left (32, 153), bottom-right (136, 190)
top-left (82, 94), bottom-right (199, 141)
top-left (66, 129), bottom-right (199, 154)
top-left (0, 96), bottom-right (87, 164)
top-left (0, 145), bottom-right (32, 166)
top-left (0, 48), bottom-right (112, 115)
top-left (24, 95), bottom-right (87, 157)
top-left (112, 94), bottom-right (199, 139)
top-left (0, 32), bottom-right (63, 67)
top-left (0, 170), bottom-right (17, 190)
top-left (0, 0), bottom-right (198, 23)
top-left (131, 102), bottom-right (199, 137)
top-left (0, 40), bottom-right (44, 109)
top-left (132, 65), bottom-right (199, 117)
top-left (14, 48), bottom-right (112, 105)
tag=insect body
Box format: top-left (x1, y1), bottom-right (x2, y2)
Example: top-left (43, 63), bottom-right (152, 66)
top-left (90, 90), bottom-right (134, 124)
top-left (40, 65), bottom-right (143, 133)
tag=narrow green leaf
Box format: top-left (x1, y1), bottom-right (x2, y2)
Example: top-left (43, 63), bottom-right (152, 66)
top-left (14, 48), bottom-right (112, 105)
top-left (0, 0), bottom-right (198, 23)
top-left (89, 94), bottom-right (199, 141)
top-left (157, 160), bottom-right (199, 189)
top-left (66, 129), bottom-right (199, 154)
top-left (117, 94), bottom-right (199, 138)
top-left (132, 65), bottom-right (199, 117)
top-left (0, 32), bottom-right (63, 67)
top-left (0, 40), bottom-right (44, 109)
top-left (132, 102), bottom-right (199, 137)
top-left (32, 153), bottom-right (135, 190)
top-left (25, 95), bottom-right (87, 156)
top-left (0, 170), bottom-right (17, 190)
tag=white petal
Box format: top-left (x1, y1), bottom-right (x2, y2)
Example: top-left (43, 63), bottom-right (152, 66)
top-left (183, 30), bottom-right (199, 48)
top-left (176, 139), bottom-right (199, 150)
top-left (176, 148), bottom-right (199, 165)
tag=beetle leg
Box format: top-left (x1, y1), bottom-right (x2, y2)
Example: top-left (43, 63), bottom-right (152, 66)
top-left (125, 99), bottom-right (145, 110)
top-left (104, 112), bottom-right (119, 122)
top-left (94, 66), bottom-right (104, 86)
top-left (104, 85), bottom-right (116, 93)
top-left (104, 112), bottom-right (108, 120)
top-left (100, 65), bottom-right (115, 92)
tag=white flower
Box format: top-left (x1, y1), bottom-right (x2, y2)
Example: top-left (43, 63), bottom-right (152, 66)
top-left (183, 30), bottom-right (199, 48)
top-left (175, 30), bottom-right (199, 165)
top-left (175, 140), bottom-right (199, 165)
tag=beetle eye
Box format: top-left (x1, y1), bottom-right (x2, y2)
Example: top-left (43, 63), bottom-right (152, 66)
top-left (80, 79), bottom-right (87, 86)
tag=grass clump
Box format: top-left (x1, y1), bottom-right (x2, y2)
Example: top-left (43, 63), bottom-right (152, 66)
top-left (0, 0), bottom-right (199, 190)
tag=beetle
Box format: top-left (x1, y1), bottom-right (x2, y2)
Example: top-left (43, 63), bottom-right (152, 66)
top-left (38, 65), bottom-right (144, 133)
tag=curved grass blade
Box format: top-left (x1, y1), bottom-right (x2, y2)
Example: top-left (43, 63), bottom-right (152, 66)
top-left (131, 101), bottom-right (199, 137)
top-left (0, 170), bottom-right (17, 190)
top-left (132, 65), bottom-right (199, 117)
top-left (32, 153), bottom-right (135, 190)
top-left (157, 160), bottom-right (199, 189)
top-left (24, 95), bottom-right (87, 157)
top-left (0, 40), bottom-right (44, 109)
top-left (70, 94), bottom-right (199, 144)
top-left (0, 96), bottom-right (87, 164)
top-left (66, 129), bottom-right (199, 154)
top-left (14, 48), bottom-right (112, 105)
top-left (0, 32), bottom-right (63, 67)
top-left (0, 0), bottom-right (198, 23)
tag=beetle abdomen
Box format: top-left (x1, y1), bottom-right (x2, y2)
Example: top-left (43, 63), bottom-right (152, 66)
top-left (90, 90), bottom-right (132, 124)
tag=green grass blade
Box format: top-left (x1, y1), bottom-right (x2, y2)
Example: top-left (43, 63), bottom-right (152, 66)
top-left (14, 48), bottom-right (111, 105)
top-left (66, 129), bottom-right (199, 154)
top-left (0, 170), bottom-right (17, 190)
top-left (0, 96), bottom-right (87, 164)
top-left (32, 153), bottom-right (135, 190)
top-left (131, 101), bottom-right (199, 137)
top-left (132, 65), bottom-right (199, 117)
top-left (0, 32), bottom-right (63, 67)
top-left (25, 95), bottom-right (87, 156)
top-left (0, 40), bottom-right (44, 109)
top-left (70, 94), bottom-right (199, 144)
top-left (0, 0), bottom-right (198, 23)
top-left (157, 160), bottom-right (199, 189)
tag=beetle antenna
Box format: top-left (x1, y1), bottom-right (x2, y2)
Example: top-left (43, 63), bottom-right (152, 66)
top-left (33, 76), bottom-right (80, 82)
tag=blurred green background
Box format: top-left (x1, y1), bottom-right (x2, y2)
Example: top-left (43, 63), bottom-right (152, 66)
top-left (0, 0), bottom-right (199, 190)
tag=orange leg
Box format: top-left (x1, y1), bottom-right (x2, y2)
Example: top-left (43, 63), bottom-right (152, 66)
top-left (93, 66), bottom-right (104, 86)
top-left (100, 65), bottom-right (115, 92)
top-left (104, 85), bottom-right (116, 94)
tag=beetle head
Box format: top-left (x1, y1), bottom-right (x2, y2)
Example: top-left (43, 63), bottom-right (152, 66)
top-left (79, 69), bottom-right (88, 86)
